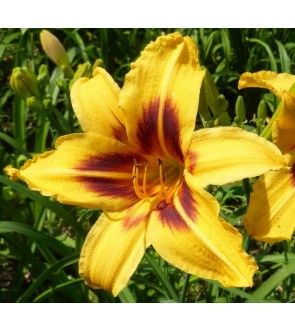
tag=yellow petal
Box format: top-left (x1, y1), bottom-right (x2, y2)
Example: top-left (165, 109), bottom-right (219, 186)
top-left (244, 168), bottom-right (295, 243)
top-left (71, 67), bottom-right (128, 143)
top-left (238, 71), bottom-right (295, 98)
top-left (120, 32), bottom-right (206, 163)
top-left (147, 172), bottom-right (258, 287)
top-left (5, 133), bottom-right (141, 211)
top-left (79, 201), bottom-right (151, 296)
top-left (186, 126), bottom-right (286, 187)
top-left (272, 91), bottom-right (295, 154)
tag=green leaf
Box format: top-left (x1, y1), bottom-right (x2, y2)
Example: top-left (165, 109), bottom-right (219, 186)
top-left (247, 261), bottom-right (295, 301)
top-left (0, 132), bottom-right (32, 158)
top-left (33, 278), bottom-right (83, 302)
top-left (118, 286), bottom-right (136, 303)
top-left (16, 252), bottom-right (79, 302)
top-left (248, 38), bottom-right (278, 72)
top-left (144, 251), bottom-right (179, 302)
top-left (0, 221), bottom-right (73, 256)
top-left (0, 175), bottom-right (85, 235)
top-left (275, 39), bottom-right (291, 73)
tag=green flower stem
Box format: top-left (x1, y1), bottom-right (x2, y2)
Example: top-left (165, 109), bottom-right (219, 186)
top-left (13, 97), bottom-right (26, 148)
top-left (34, 110), bottom-right (50, 153)
top-left (260, 103), bottom-right (282, 140)
top-left (180, 273), bottom-right (191, 303)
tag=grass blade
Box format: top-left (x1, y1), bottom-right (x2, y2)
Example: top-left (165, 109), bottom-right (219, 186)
top-left (144, 251), bottom-right (179, 301)
top-left (247, 261), bottom-right (295, 301)
top-left (33, 278), bottom-right (83, 302)
top-left (0, 221), bottom-right (73, 256)
top-left (16, 252), bottom-right (79, 302)
top-left (0, 175), bottom-right (85, 235)
top-left (248, 38), bottom-right (278, 71)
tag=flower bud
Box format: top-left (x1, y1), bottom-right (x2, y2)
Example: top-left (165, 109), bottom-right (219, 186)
top-left (10, 67), bottom-right (40, 100)
top-left (69, 62), bottom-right (92, 90)
top-left (43, 95), bottom-right (53, 111)
top-left (235, 96), bottom-right (246, 123)
top-left (92, 58), bottom-right (104, 70)
top-left (217, 94), bottom-right (229, 112)
top-left (56, 78), bottom-right (68, 92)
top-left (40, 30), bottom-right (74, 78)
top-left (37, 64), bottom-right (50, 88)
top-left (26, 96), bottom-right (44, 113)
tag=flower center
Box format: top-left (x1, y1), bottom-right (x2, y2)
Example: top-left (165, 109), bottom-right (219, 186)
top-left (132, 158), bottom-right (182, 203)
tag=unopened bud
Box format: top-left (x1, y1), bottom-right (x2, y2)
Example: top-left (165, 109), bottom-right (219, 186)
top-left (10, 67), bottom-right (40, 100)
top-left (37, 64), bottom-right (49, 87)
top-left (26, 96), bottom-right (43, 113)
top-left (235, 95), bottom-right (246, 122)
top-left (92, 58), bottom-right (104, 70)
top-left (40, 30), bottom-right (74, 78)
top-left (43, 95), bottom-right (53, 111)
top-left (69, 62), bottom-right (92, 90)
top-left (217, 94), bottom-right (229, 112)
top-left (56, 78), bottom-right (68, 91)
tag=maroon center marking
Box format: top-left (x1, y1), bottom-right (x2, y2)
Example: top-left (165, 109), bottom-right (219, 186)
top-left (75, 152), bottom-right (144, 200)
top-left (122, 212), bottom-right (148, 231)
top-left (156, 199), bottom-right (188, 230)
top-left (75, 176), bottom-right (136, 199)
top-left (155, 179), bottom-right (197, 230)
top-left (137, 98), bottom-right (184, 162)
top-left (163, 99), bottom-right (184, 163)
top-left (186, 151), bottom-right (198, 174)
top-left (178, 180), bottom-right (197, 221)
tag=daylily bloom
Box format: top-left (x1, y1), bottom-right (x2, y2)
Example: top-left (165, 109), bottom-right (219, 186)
top-left (5, 33), bottom-right (286, 296)
top-left (239, 71), bottom-right (295, 243)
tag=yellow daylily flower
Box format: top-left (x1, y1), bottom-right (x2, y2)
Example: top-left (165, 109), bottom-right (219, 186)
top-left (5, 34), bottom-right (286, 296)
top-left (239, 71), bottom-right (295, 243)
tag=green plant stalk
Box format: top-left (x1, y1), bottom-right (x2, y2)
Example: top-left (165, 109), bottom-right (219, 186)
top-left (248, 38), bottom-right (278, 72)
top-left (0, 221), bottom-right (73, 256)
top-left (247, 261), bottom-right (295, 301)
top-left (260, 75), bottom-right (295, 140)
top-left (118, 286), bottom-right (136, 303)
top-left (0, 176), bottom-right (85, 235)
top-left (260, 103), bottom-right (282, 140)
top-left (13, 97), bottom-right (26, 148)
top-left (15, 253), bottom-right (79, 302)
top-left (144, 251), bottom-right (179, 301)
top-left (180, 273), bottom-right (191, 303)
top-left (0, 132), bottom-right (31, 158)
top-left (34, 110), bottom-right (50, 153)
top-left (33, 278), bottom-right (83, 302)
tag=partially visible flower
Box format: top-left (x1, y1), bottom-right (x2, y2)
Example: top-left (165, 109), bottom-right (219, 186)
top-left (5, 34), bottom-right (286, 295)
top-left (10, 67), bottom-right (40, 100)
top-left (40, 30), bottom-right (74, 78)
top-left (239, 71), bottom-right (295, 243)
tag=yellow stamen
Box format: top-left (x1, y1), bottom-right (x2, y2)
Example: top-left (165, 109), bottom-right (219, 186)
top-left (158, 158), bottom-right (167, 199)
top-left (132, 160), bottom-right (146, 200)
top-left (132, 157), bottom-right (182, 203)
top-left (143, 160), bottom-right (148, 197)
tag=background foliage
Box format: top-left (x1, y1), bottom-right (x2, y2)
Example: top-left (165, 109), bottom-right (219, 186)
top-left (0, 28), bottom-right (295, 303)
